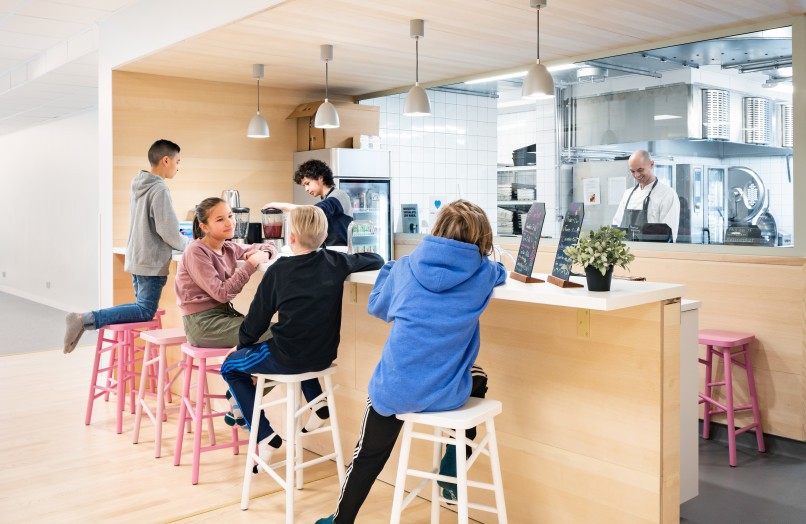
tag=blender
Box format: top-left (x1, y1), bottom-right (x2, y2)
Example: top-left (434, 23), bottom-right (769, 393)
top-left (261, 207), bottom-right (285, 249)
top-left (231, 207), bottom-right (250, 244)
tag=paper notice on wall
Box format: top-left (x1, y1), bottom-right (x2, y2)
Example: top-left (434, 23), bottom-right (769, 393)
top-left (583, 178), bottom-right (600, 206)
top-left (608, 177), bottom-right (628, 205)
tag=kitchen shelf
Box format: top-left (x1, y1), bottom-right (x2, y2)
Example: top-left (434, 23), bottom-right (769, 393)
top-left (497, 165), bottom-right (537, 171)
top-left (497, 200), bottom-right (535, 206)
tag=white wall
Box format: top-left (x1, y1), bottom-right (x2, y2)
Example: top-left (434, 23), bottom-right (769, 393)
top-left (360, 91), bottom-right (498, 234)
top-left (0, 110), bottom-right (99, 311)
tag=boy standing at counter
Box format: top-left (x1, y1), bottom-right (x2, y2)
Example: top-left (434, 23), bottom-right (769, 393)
top-left (262, 159), bottom-right (353, 246)
top-left (220, 206), bottom-right (383, 467)
top-left (63, 139), bottom-right (189, 354)
top-left (317, 200), bottom-right (507, 524)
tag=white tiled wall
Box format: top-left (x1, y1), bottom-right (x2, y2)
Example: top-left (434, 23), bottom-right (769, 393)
top-left (360, 91), bottom-right (498, 233)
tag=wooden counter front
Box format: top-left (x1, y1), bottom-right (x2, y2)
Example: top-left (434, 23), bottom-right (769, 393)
top-left (113, 251), bottom-right (681, 523)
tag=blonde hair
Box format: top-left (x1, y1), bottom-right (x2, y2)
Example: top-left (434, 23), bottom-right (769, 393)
top-left (431, 199), bottom-right (493, 257)
top-left (290, 206), bottom-right (328, 249)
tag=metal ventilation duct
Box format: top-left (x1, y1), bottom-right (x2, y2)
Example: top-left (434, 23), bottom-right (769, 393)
top-left (576, 66), bottom-right (608, 83)
top-left (702, 89), bottom-right (730, 140)
top-left (780, 104), bottom-right (793, 148)
top-left (743, 97), bottom-right (771, 144)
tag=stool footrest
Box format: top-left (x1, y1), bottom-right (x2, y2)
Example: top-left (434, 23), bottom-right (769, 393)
top-left (201, 440), bottom-right (249, 454)
top-left (296, 452), bottom-right (337, 471)
top-left (735, 423), bottom-right (761, 436)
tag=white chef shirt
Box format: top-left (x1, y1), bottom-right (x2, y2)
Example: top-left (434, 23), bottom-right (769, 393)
top-left (612, 181), bottom-right (680, 242)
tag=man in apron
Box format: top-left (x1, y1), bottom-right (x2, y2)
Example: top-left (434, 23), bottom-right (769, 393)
top-left (612, 150), bottom-right (680, 242)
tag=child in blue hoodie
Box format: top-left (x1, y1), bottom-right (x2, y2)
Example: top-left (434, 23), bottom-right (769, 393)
top-left (317, 199), bottom-right (507, 524)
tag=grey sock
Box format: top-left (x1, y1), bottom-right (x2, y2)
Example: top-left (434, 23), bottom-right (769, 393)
top-left (82, 312), bottom-right (96, 330)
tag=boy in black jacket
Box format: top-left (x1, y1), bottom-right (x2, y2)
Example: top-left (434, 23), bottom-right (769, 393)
top-left (220, 205), bottom-right (383, 466)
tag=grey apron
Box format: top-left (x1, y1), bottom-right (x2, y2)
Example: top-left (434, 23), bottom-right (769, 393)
top-left (620, 179), bottom-right (658, 241)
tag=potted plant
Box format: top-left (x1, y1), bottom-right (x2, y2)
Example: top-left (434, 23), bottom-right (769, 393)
top-left (564, 226), bottom-right (635, 291)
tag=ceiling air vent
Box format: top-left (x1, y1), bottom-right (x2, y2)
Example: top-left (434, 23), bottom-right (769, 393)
top-left (701, 89), bottom-right (730, 140)
top-left (576, 66), bottom-right (608, 83)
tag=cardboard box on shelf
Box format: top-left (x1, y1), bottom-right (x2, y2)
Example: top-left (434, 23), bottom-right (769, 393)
top-left (288, 101), bottom-right (379, 151)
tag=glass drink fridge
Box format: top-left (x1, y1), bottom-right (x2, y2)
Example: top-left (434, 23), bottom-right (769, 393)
top-left (293, 148), bottom-right (392, 261)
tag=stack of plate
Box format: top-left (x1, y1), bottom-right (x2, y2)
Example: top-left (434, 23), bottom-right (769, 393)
top-left (497, 183), bottom-right (514, 201)
top-left (516, 187), bottom-right (535, 201)
top-left (497, 207), bottom-right (515, 234)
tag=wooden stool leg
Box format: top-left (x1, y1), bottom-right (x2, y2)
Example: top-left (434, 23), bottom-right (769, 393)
top-left (722, 347), bottom-right (737, 467)
top-left (286, 382), bottom-right (299, 523)
top-left (191, 357), bottom-right (207, 485)
top-left (390, 421), bottom-right (414, 524)
top-left (174, 355), bottom-right (193, 466)
top-left (743, 343), bottom-right (766, 453)
top-left (430, 427), bottom-right (441, 524)
top-left (154, 343), bottom-right (168, 457)
top-left (241, 376), bottom-right (264, 510)
top-left (85, 331), bottom-right (106, 425)
top-left (115, 331), bottom-right (127, 434)
top-left (701, 344), bottom-right (715, 439)
top-left (455, 429), bottom-right (469, 523)
top-left (323, 374), bottom-right (346, 487)
top-left (132, 341), bottom-right (153, 445)
top-left (486, 417), bottom-right (508, 524)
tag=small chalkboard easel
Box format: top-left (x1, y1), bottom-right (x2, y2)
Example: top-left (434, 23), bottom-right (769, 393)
top-left (547, 203), bottom-right (585, 288)
top-left (509, 202), bottom-right (546, 284)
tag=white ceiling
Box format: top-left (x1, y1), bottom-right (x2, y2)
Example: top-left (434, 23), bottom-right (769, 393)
top-left (0, 0), bottom-right (804, 137)
top-left (0, 0), bottom-right (138, 135)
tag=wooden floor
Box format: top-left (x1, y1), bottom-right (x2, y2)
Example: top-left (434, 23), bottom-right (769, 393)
top-left (0, 346), bottom-right (470, 523)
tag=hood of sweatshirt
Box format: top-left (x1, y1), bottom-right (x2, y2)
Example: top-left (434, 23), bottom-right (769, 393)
top-left (408, 236), bottom-right (484, 293)
top-left (132, 170), bottom-right (164, 198)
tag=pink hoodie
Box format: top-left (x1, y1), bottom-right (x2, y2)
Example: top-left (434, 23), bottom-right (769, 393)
top-left (175, 239), bottom-right (276, 315)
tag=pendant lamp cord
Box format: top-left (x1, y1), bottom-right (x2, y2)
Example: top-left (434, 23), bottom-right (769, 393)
top-left (325, 60), bottom-right (329, 99)
top-left (256, 78), bottom-right (261, 113)
top-left (415, 37), bottom-right (420, 85)
top-left (536, 6), bottom-right (541, 61)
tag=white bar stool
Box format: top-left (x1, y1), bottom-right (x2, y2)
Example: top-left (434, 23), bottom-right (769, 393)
top-left (390, 397), bottom-right (507, 524)
top-left (240, 364), bottom-right (346, 524)
top-left (132, 327), bottom-right (187, 457)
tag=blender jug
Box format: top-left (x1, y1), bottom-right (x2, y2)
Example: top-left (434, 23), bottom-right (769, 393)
top-left (261, 207), bottom-right (285, 248)
top-left (231, 207), bottom-right (250, 244)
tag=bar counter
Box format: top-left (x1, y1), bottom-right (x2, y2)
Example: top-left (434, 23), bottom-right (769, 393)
top-left (114, 249), bottom-right (684, 523)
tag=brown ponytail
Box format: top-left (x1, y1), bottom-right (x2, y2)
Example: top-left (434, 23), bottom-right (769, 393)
top-left (193, 197), bottom-right (225, 239)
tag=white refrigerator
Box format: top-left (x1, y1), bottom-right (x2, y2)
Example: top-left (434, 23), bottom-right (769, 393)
top-left (293, 148), bottom-right (392, 261)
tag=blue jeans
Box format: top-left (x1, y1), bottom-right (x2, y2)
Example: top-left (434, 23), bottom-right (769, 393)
top-left (220, 341), bottom-right (327, 442)
top-left (92, 274), bottom-right (167, 329)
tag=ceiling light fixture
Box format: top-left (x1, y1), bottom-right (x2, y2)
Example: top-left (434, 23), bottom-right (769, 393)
top-left (404, 19), bottom-right (432, 116)
top-left (522, 0), bottom-right (554, 99)
top-left (247, 64), bottom-right (270, 138)
top-left (314, 44), bottom-right (340, 129)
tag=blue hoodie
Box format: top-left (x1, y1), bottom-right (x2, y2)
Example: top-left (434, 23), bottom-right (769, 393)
top-left (367, 236), bottom-right (507, 417)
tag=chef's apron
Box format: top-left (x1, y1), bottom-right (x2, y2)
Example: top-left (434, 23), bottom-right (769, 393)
top-left (620, 179), bottom-right (658, 240)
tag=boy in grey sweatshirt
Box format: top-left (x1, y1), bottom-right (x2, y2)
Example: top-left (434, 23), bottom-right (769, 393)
top-left (63, 139), bottom-right (189, 353)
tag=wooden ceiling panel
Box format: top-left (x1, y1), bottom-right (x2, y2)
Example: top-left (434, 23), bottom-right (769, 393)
top-left (118, 0), bottom-right (806, 96)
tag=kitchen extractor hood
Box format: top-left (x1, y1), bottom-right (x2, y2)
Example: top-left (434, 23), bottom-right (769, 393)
top-left (568, 83), bottom-right (792, 156)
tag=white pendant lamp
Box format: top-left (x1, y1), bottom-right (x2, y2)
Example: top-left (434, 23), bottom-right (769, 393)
top-left (522, 0), bottom-right (555, 99)
top-left (247, 64), bottom-right (270, 138)
top-left (315, 44), bottom-right (340, 129)
top-left (404, 19), bottom-right (432, 116)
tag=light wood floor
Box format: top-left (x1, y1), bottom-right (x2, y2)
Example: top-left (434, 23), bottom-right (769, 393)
top-left (0, 346), bottom-right (471, 523)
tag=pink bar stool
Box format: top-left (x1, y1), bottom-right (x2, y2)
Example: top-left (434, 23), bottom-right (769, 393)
top-left (85, 309), bottom-right (165, 434)
top-left (133, 327), bottom-right (187, 458)
top-left (698, 329), bottom-right (765, 466)
top-left (174, 343), bottom-right (249, 485)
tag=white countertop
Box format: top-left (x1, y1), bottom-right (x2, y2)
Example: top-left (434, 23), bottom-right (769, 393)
top-left (347, 271), bottom-right (686, 312)
top-left (114, 247), bottom-right (686, 312)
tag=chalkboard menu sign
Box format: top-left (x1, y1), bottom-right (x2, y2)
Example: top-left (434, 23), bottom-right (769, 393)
top-left (510, 202), bottom-right (546, 283)
top-left (548, 202), bottom-right (585, 288)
